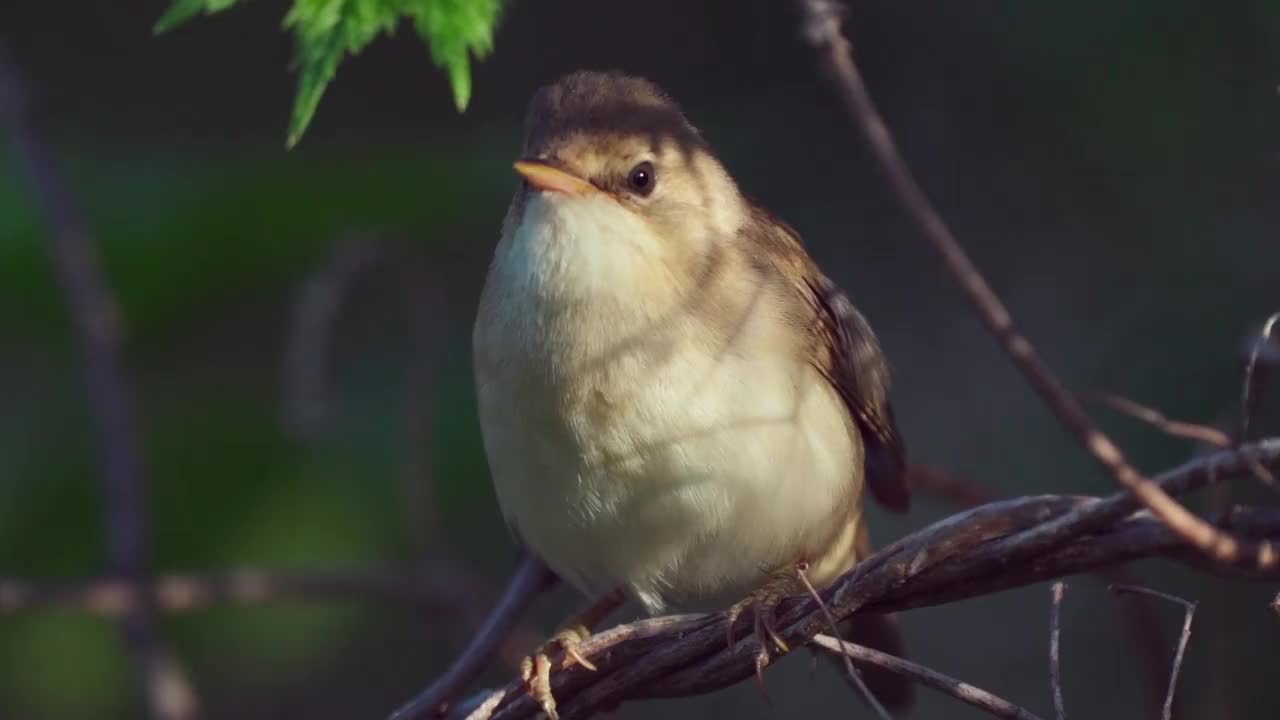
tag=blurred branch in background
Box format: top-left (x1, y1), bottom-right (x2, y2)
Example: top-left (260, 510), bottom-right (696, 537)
top-left (0, 43), bottom-right (536, 719)
top-left (0, 566), bottom-right (547, 669)
top-left (0, 568), bottom-right (480, 616)
top-left (282, 234), bottom-right (387, 440)
top-left (281, 231), bottom-right (453, 554)
top-left (0, 45), bottom-right (200, 720)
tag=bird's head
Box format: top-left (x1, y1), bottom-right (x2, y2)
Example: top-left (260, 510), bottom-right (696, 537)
top-left (508, 71), bottom-right (747, 263)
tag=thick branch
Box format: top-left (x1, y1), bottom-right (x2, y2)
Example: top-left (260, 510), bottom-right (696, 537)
top-left (416, 441), bottom-right (1280, 720)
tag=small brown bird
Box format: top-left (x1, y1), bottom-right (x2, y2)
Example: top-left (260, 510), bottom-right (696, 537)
top-left (473, 70), bottom-right (912, 717)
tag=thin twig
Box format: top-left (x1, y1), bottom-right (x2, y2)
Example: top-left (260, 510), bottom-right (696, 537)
top-left (796, 564), bottom-right (892, 720)
top-left (1049, 582), bottom-right (1066, 720)
top-left (793, 0), bottom-right (1275, 572)
top-left (1109, 585), bottom-right (1198, 720)
top-left (0, 45), bottom-right (199, 720)
top-left (1090, 393), bottom-right (1233, 448)
top-left (911, 463), bottom-right (1183, 717)
top-left (1090, 392), bottom-right (1277, 490)
top-left (1243, 312), bottom-right (1279, 439)
top-left (810, 635), bottom-right (1045, 720)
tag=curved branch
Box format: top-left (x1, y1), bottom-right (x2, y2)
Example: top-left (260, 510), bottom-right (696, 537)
top-left (793, 0), bottom-right (1277, 573)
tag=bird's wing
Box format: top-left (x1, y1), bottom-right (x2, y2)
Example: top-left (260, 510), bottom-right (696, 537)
top-left (804, 272), bottom-right (910, 512)
top-left (746, 204), bottom-right (911, 513)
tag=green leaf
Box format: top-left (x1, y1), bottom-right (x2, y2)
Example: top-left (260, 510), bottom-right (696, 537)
top-left (282, 0), bottom-right (396, 148)
top-left (406, 0), bottom-right (504, 111)
top-left (154, 0), bottom-right (247, 34)
top-left (154, 0), bottom-right (505, 146)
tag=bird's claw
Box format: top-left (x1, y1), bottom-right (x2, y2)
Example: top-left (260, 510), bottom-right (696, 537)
top-left (519, 625), bottom-right (597, 720)
top-left (725, 582), bottom-right (792, 662)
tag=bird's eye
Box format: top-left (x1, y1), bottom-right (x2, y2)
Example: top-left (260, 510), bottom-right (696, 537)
top-left (626, 161), bottom-right (655, 196)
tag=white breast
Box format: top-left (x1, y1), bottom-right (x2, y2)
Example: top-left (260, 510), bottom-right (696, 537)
top-left (473, 193), bottom-right (862, 613)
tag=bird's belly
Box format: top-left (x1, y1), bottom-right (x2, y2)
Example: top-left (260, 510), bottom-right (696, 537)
top-left (478, 342), bottom-right (862, 614)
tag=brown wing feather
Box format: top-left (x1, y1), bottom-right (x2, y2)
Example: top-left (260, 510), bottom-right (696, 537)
top-left (744, 203), bottom-right (911, 513)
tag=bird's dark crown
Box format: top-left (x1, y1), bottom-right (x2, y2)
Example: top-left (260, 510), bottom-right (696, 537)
top-left (522, 70), bottom-right (707, 157)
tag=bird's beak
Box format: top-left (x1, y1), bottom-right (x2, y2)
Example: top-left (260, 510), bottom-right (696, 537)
top-left (514, 159), bottom-right (599, 196)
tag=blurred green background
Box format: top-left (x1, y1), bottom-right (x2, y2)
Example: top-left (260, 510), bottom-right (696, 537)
top-left (2, 1), bottom-right (1279, 718)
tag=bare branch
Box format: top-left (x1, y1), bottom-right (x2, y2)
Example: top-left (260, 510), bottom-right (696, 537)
top-left (1243, 312), bottom-right (1279, 439)
top-left (1109, 586), bottom-right (1198, 720)
top-left (810, 635), bottom-right (1046, 720)
top-left (796, 564), bottom-right (892, 720)
top-left (0, 45), bottom-right (199, 720)
top-left (911, 464), bottom-right (1177, 716)
top-left (401, 441), bottom-right (1280, 720)
top-left (1090, 393), bottom-right (1233, 448)
top-left (1092, 393), bottom-right (1278, 491)
top-left (389, 555), bottom-right (559, 720)
top-left (1049, 583), bottom-right (1066, 720)
top-left (793, 0), bottom-right (1276, 573)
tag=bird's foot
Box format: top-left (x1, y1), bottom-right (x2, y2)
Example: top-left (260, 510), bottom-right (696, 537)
top-left (724, 569), bottom-right (801, 695)
top-left (519, 589), bottom-right (624, 720)
top-left (519, 625), bottom-right (594, 720)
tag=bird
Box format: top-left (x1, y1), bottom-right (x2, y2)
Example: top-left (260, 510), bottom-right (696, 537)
top-left (472, 69), bottom-right (912, 718)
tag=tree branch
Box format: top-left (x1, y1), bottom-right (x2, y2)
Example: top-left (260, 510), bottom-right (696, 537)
top-left (810, 635), bottom-right (1045, 720)
top-left (1049, 583), bottom-right (1066, 720)
top-left (793, 0), bottom-right (1277, 573)
top-left (0, 45), bottom-right (199, 720)
top-left (1109, 585), bottom-right (1198, 720)
top-left (389, 555), bottom-right (558, 720)
top-left (908, 463), bottom-right (1184, 717)
top-left (395, 440), bottom-right (1280, 720)
top-left (1243, 312), bottom-right (1279, 439)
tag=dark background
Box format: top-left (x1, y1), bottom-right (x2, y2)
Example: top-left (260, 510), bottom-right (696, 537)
top-left (2, 1), bottom-right (1279, 718)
